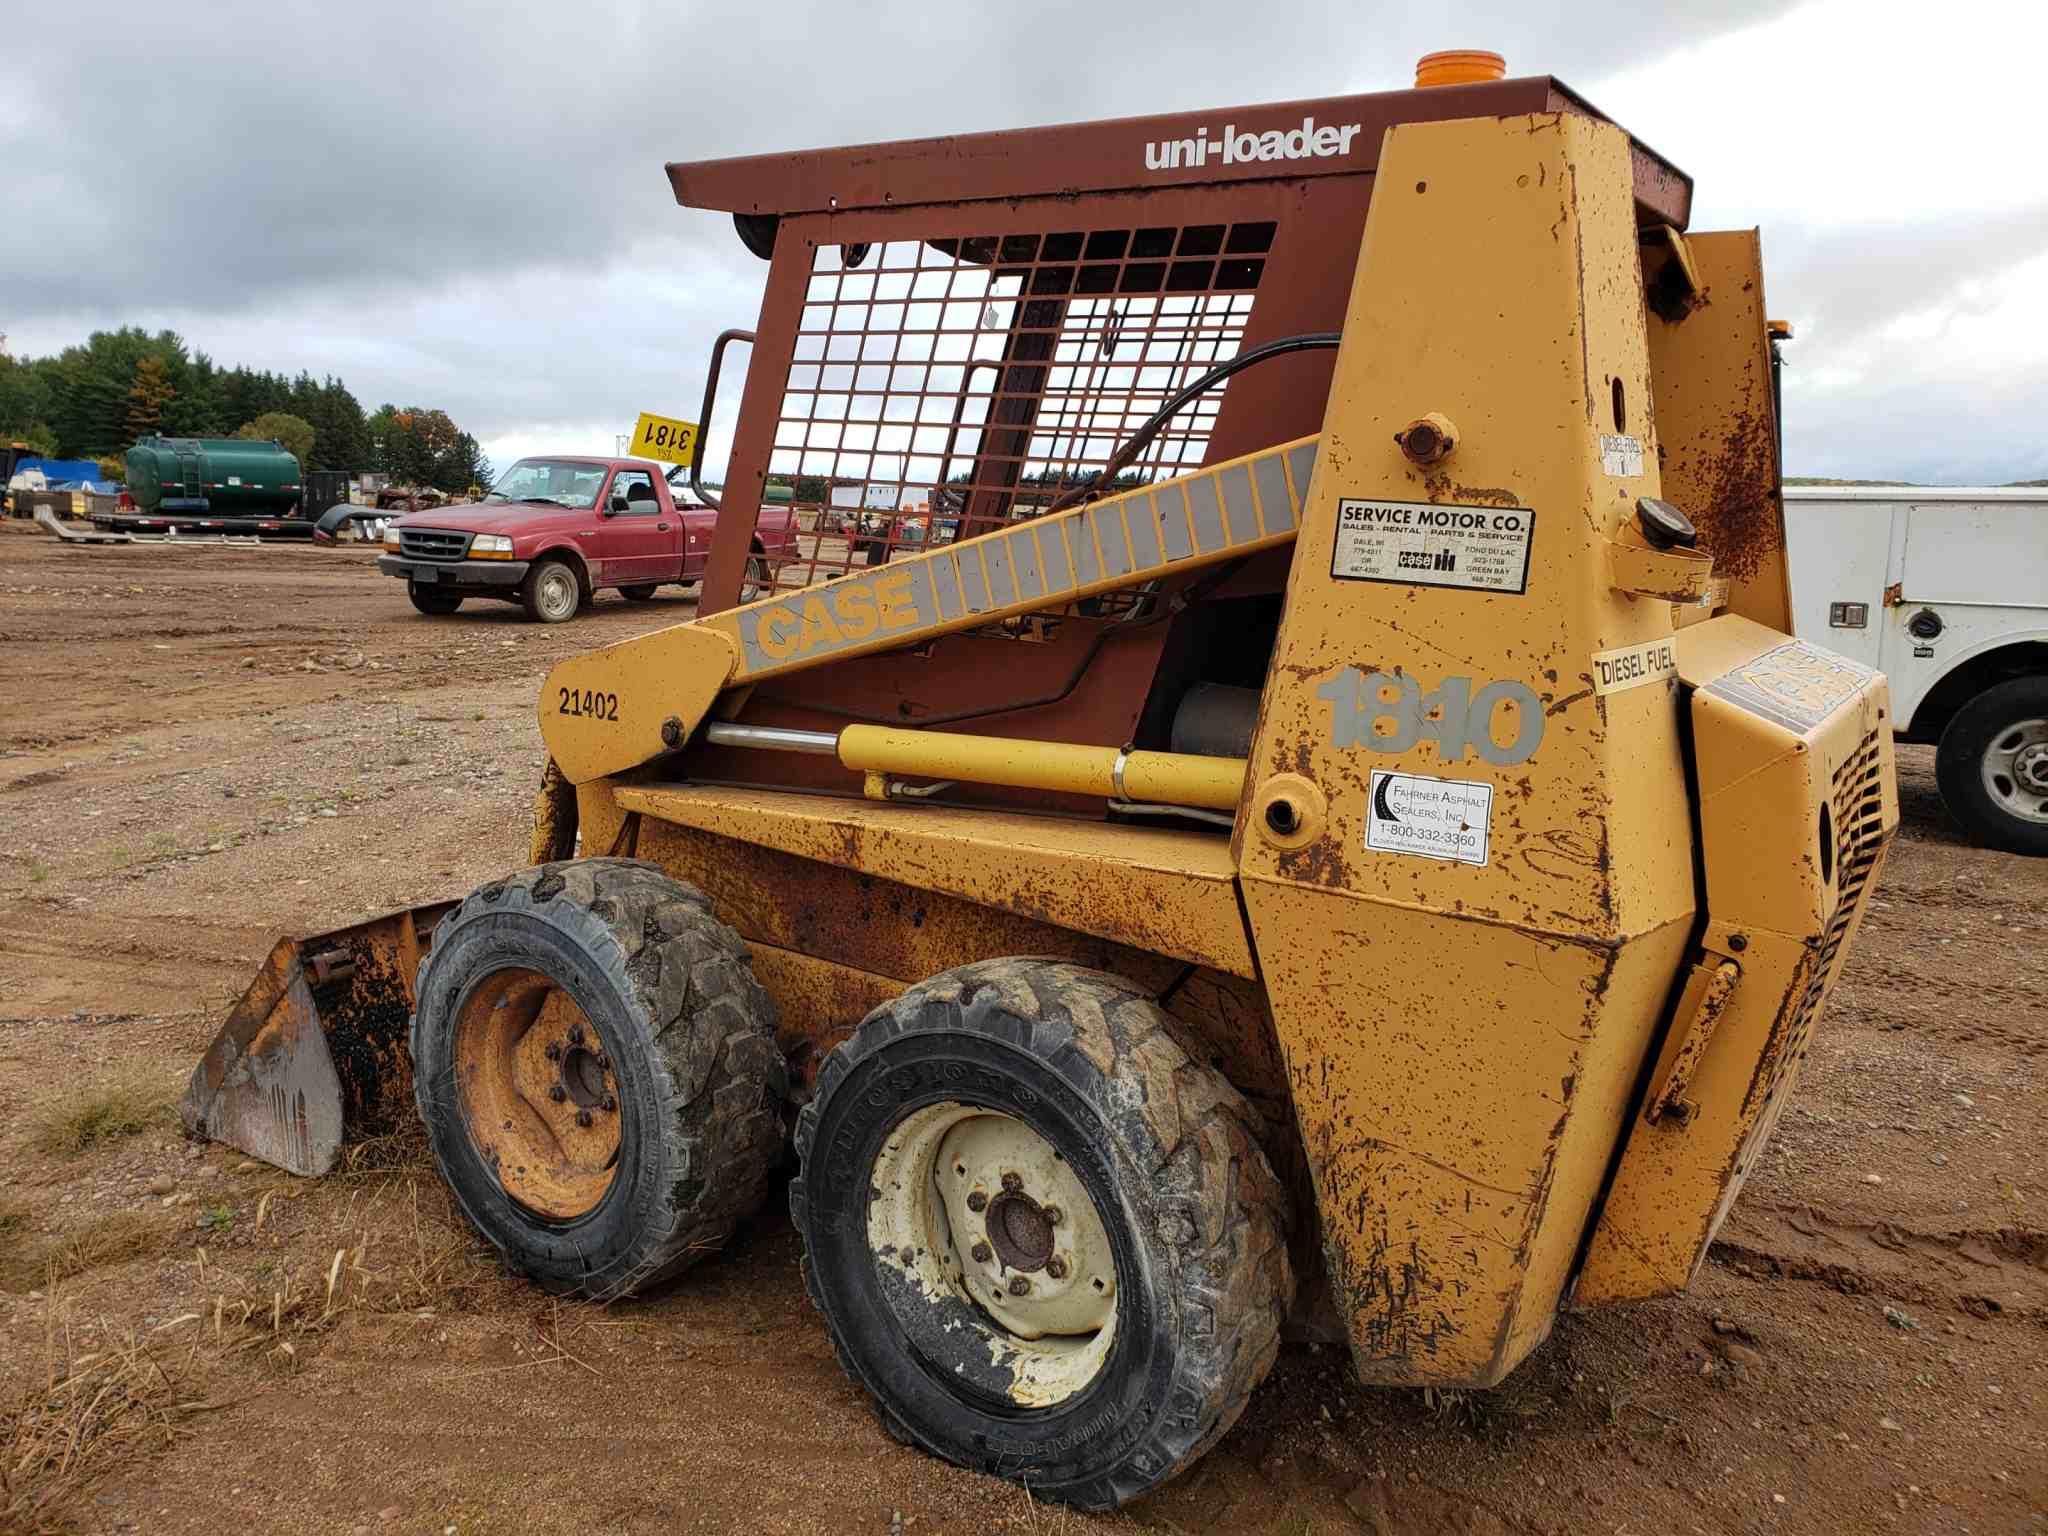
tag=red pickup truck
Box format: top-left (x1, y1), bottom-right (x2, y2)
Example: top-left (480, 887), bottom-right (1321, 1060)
top-left (376, 455), bottom-right (795, 622)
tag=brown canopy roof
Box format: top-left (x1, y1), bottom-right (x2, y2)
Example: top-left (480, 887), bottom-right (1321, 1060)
top-left (666, 76), bottom-right (1691, 229)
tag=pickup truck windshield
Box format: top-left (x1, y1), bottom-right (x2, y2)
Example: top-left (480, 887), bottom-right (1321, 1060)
top-left (485, 459), bottom-right (611, 510)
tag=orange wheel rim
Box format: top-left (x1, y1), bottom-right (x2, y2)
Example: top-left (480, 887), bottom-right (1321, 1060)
top-left (453, 968), bottom-right (622, 1220)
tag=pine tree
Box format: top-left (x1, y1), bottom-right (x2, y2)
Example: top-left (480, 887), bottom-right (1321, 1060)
top-left (125, 356), bottom-right (177, 441)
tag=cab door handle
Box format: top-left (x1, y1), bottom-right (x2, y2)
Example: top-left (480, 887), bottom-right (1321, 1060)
top-left (656, 522), bottom-right (671, 531)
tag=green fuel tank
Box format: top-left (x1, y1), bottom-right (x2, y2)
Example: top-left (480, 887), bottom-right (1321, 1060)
top-left (125, 436), bottom-right (304, 515)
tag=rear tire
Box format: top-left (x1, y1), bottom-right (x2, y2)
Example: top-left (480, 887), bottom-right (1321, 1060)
top-left (408, 583), bottom-right (462, 616)
top-left (790, 958), bottom-right (1291, 1510)
top-left (620, 583), bottom-right (659, 602)
top-left (411, 859), bottom-right (787, 1298)
top-left (1935, 677), bottom-right (2048, 855)
top-left (522, 558), bottom-right (582, 624)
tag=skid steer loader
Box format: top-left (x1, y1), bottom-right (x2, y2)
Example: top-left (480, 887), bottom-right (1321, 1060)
top-left (182, 53), bottom-right (1898, 1509)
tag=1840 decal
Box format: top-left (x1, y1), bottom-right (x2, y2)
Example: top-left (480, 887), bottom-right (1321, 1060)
top-left (1318, 668), bottom-right (1544, 766)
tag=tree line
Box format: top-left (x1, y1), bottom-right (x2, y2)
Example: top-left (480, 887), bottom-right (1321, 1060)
top-left (0, 327), bottom-right (491, 491)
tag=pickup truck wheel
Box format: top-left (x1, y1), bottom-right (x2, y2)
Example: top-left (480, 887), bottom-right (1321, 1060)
top-left (791, 958), bottom-right (1292, 1510)
top-left (408, 583), bottom-right (462, 616)
top-left (619, 584), bottom-right (659, 602)
top-left (738, 556), bottom-right (770, 604)
top-left (411, 859), bottom-right (788, 1299)
top-left (523, 559), bottom-right (582, 624)
top-left (1936, 677), bottom-right (2048, 855)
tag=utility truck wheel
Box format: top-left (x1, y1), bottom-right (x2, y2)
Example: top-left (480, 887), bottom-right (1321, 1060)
top-left (619, 583), bottom-right (658, 602)
top-left (1936, 678), bottom-right (2048, 856)
top-left (790, 959), bottom-right (1291, 1510)
top-left (411, 859), bottom-right (787, 1298)
top-left (408, 583), bottom-right (462, 616)
top-left (523, 559), bottom-right (581, 624)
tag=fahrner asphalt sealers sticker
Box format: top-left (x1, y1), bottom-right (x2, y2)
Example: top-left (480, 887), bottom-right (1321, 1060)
top-left (1365, 770), bottom-right (1494, 867)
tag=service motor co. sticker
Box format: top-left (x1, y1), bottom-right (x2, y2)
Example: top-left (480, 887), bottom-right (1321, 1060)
top-left (1331, 499), bottom-right (1534, 595)
top-left (1591, 636), bottom-right (1679, 697)
top-left (1365, 769), bottom-right (1494, 867)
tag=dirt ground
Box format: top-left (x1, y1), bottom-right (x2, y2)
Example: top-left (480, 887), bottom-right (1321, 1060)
top-left (0, 527), bottom-right (2040, 1536)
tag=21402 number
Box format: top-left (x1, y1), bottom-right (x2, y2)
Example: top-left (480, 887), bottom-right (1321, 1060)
top-left (557, 687), bottom-right (619, 721)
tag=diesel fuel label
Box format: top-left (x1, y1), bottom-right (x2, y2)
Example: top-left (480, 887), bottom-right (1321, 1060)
top-left (1331, 499), bottom-right (1534, 594)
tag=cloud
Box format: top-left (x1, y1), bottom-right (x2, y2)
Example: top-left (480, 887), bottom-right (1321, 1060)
top-left (18, 0), bottom-right (2042, 486)
top-left (1586, 0), bottom-right (2048, 482)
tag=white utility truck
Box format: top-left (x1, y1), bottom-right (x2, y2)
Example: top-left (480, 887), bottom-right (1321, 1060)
top-left (1785, 485), bottom-right (2048, 854)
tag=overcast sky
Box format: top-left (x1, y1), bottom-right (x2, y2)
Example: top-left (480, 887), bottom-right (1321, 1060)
top-left (6, 0), bottom-right (2042, 484)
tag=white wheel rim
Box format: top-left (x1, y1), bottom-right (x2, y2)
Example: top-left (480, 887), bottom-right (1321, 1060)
top-left (867, 1101), bottom-right (1118, 1408)
top-left (1981, 717), bottom-right (2048, 825)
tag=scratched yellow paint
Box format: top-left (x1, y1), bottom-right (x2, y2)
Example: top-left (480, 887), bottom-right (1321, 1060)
top-left (1236, 113), bottom-right (1700, 1386)
top-left (1576, 618), bottom-right (1898, 1302)
top-left (612, 782), bottom-right (1258, 979)
top-left (1644, 231), bottom-right (1796, 635)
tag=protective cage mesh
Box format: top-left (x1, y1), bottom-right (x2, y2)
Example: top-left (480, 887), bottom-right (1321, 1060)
top-left (760, 221), bottom-right (1277, 592)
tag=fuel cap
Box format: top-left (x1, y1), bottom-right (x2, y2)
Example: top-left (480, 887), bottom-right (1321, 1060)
top-left (1636, 497), bottom-right (1698, 551)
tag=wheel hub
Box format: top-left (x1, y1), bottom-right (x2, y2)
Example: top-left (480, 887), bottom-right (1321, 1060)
top-left (1982, 718), bottom-right (2048, 825)
top-left (454, 969), bottom-right (622, 1220)
top-left (866, 1102), bottom-right (1119, 1408)
top-left (2015, 743), bottom-right (2048, 791)
top-left (985, 1189), bottom-right (1055, 1273)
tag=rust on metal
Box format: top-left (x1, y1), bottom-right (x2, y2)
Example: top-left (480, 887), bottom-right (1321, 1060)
top-left (180, 900), bottom-right (456, 1174)
top-left (1643, 229), bottom-right (1792, 628)
top-left (616, 782), bottom-right (1257, 977)
top-left (454, 968), bottom-right (620, 1219)
top-left (530, 756), bottom-right (578, 863)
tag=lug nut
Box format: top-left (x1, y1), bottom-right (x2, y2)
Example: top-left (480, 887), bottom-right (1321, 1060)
top-left (1001, 1171), bottom-right (1023, 1193)
top-left (543, 1041), bottom-right (562, 1062)
top-left (575, 1109), bottom-right (593, 1129)
top-left (1007, 1276), bottom-right (1031, 1297)
top-left (966, 1190), bottom-right (988, 1213)
top-left (595, 1053), bottom-right (610, 1071)
top-left (1043, 1205), bottom-right (1062, 1226)
top-left (567, 1024), bottom-right (584, 1046)
top-left (547, 1084), bottom-right (567, 1103)
top-left (970, 1241), bottom-right (993, 1264)
top-left (1046, 1257), bottom-right (1068, 1280)
top-left (600, 1095), bottom-right (617, 1113)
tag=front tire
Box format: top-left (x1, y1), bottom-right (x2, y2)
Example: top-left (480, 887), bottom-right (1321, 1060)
top-left (522, 558), bottom-right (582, 624)
top-left (1935, 677), bottom-right (2048, 855)
top-left (791, 959), bottom-right (1291, 1510)
top-left (411, 859), bottom-right (787, 1298)
top-left (408, 583), bottom-right (462, 616)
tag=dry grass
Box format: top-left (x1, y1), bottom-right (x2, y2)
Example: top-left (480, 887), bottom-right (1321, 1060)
top-left (0, 1210), bottom-right (182, 1294)
top-left (191, 1173), bottom-right (504, 1366)
top-left (0, 1315), bottom-right (213, 1532)
top-left (28, 1068), bottom-right (177, 1157)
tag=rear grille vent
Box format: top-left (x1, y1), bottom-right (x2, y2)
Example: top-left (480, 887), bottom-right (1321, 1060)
top-left (1755, 730), bottom-right (1889, 1108)
top-left (399, 528), bottom-right (470, 562)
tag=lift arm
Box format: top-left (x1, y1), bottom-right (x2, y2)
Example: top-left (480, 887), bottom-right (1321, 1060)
top-left (539, 438), bottom-right (1318, 784)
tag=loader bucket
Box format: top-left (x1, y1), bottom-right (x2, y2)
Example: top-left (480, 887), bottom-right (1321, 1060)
top-left (181, 902), bottom-right (455, 1175)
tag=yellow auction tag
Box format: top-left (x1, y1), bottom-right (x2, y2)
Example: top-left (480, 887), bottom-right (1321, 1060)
top-left (629, 412), bottom-right (699, 466)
